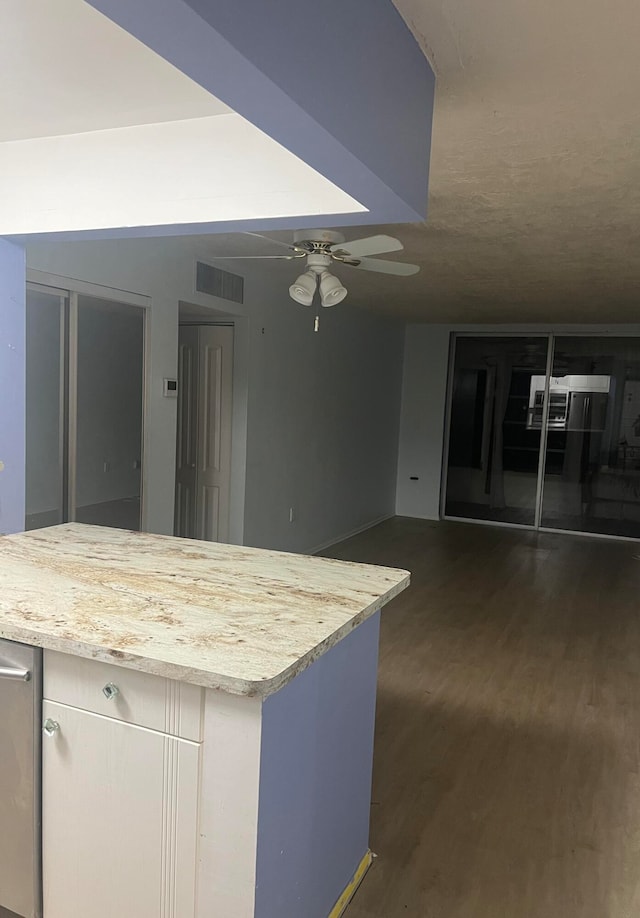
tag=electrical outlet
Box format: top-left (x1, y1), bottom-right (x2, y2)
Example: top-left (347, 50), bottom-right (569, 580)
top-left (103, 461), bottom-right (111, 473)
top-left (289, 507), bottom-right (296, 523)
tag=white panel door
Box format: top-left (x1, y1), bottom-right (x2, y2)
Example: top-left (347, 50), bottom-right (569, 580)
top-left (175, 326), bottom-right (199, 538)
top-left (196, 326), bottom-right (233, 543)
top-left (42, 702), bottom-right (200, 918)
top-left (175, 325), bottom-right (233, 542)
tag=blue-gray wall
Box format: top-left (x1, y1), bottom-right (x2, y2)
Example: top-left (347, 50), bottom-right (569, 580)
top-left (255, 613), bottom-right (381, 917)
top-left (243, 297), bottom-right (405, 554)
top-left (61, 0), bottom-right (435, 241)
top-left (0, 238), bottom-right (26, 534)
top-left (177, 0), bottom-right (433, 218)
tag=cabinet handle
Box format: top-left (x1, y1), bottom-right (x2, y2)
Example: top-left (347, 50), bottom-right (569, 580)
top-left (102, 682), bottom-right (120, 701)
top-left (43, 718), bottom-right (60, 737)
top-left (0, 665), bottom-right (31, 681)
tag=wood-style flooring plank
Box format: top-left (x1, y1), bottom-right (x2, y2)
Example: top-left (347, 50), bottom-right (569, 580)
top-left (323, 518), bottom-right (640, 918)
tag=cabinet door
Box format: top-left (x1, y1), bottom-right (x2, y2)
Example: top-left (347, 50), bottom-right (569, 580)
top-left (42, 702), bottom-right (200, 918)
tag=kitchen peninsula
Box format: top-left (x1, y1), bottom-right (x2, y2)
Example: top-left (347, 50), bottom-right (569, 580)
top-left (0, 523), bottom-right (409, 918)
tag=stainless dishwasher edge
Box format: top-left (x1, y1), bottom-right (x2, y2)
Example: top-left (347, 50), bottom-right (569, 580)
top-left (0, 640), bottom-right (42, 918)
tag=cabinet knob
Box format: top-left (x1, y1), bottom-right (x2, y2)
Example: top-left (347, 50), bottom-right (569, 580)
top-left (102, 682), bottom-right (120, 701)
top-left (43, 718), bottom-right (60, 737)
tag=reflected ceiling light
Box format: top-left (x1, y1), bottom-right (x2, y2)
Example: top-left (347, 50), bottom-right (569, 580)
top-left (288, 270), bottom-right (317, 306)
top-left (319, 271), bottom-right (347, 307)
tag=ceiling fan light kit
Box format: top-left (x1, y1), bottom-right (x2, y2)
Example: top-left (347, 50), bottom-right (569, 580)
top-left (319, 271), bottom-right (347, 307)
top-left (289, 270), bottom-right (317, 306)
top-left (289, 253), bottom-right (348, 308)
top-left (216, 228), bottom-right (419, 326)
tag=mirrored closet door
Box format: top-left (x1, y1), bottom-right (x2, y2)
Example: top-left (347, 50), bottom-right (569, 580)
top-left (25, 284), bottom-right (145, 533)
top-left (25, 285), bottom-right (67, 530)
top-left (443, 336), bottom-right (549, 526)
top-left (540, 337), bottom-right (640, 538)
top-left (444, 333), bottom-right (640, 540)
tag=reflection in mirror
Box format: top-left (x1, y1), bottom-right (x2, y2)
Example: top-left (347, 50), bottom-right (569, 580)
top-left (74, 296), bottom-right (144, 532)
top-left (444, 337), bottom-right (549, 526)
top-left (541, 338), bottom-right (640, 538)
top-left (25, 289), bottom-right (65, 530)
top-left (25, 287), bottom-right (144, 534)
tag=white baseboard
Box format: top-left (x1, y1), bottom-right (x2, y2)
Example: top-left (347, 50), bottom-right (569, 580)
top-left (307, 514), bottom-right (394, 556)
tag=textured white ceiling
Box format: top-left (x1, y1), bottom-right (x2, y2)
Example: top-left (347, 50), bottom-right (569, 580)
top-left (208, 0), bottom-right (640, 324)
top-left (381, 0), bottom-right (640, 322)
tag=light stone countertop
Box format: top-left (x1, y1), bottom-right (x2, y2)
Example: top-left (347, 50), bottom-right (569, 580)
top-left (0, 524), bottom-right (410, 696)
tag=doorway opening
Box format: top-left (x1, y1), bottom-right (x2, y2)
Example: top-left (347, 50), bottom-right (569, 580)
top-left (25, 282), bottom-right (146, 532)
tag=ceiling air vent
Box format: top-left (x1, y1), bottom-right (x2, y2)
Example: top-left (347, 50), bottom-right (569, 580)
top-left (196, 261), bottom-right (244, 304)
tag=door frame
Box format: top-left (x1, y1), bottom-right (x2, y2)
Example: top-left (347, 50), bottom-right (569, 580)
top-left (175, 320), bottom-right (237, 544)
top-left (26, 270), bottom-right (150, 531)
top-left (177, 307), bottom-right (248, 546)
top-left (532, 334), bottom-right (554, 529)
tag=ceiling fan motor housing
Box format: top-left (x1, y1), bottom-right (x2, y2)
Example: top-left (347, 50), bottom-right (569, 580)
top-left (293, 229), bottom-right (345, 248)
top-left (305, 253), bottom-right (333, 274)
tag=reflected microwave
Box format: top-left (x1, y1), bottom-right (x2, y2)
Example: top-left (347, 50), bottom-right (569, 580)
top-left (527, 389), bottom-right (569, 429)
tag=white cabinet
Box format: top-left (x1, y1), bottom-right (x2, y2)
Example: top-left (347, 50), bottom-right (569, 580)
top-left (39, 652), bottom-right (264, 918)
top-left (44, 650), bottom-right (204, 740)
top-left (42, 700), bottom-right (201, 918)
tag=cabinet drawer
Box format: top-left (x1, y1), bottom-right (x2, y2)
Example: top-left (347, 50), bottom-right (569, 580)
top-left (43, 651), bottom-right (203, 741)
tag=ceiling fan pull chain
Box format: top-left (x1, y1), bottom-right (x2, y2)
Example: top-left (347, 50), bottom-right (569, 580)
top-left (314, 309), bottom-right (320, 332)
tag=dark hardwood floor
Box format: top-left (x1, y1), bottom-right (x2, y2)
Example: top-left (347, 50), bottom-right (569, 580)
top-left (323, 517), bottom-right (640, 918)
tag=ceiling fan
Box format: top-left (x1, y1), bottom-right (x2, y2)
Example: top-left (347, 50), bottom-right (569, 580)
top-left (217, 229), bottom-right (420, 309)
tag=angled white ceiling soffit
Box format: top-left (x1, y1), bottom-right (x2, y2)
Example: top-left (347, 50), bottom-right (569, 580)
top-left (0, 0), bottom-right (365, 235)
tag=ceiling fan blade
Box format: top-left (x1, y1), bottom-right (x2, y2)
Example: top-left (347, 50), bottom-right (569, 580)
top-left (331, 234), bottom-right (403, 258)
top-left (350, 257), bottom-right (420, 276)
top-left (243, 232), bottom-right (298, 252)
top-left (212, 254), bottom-right (299, 260)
